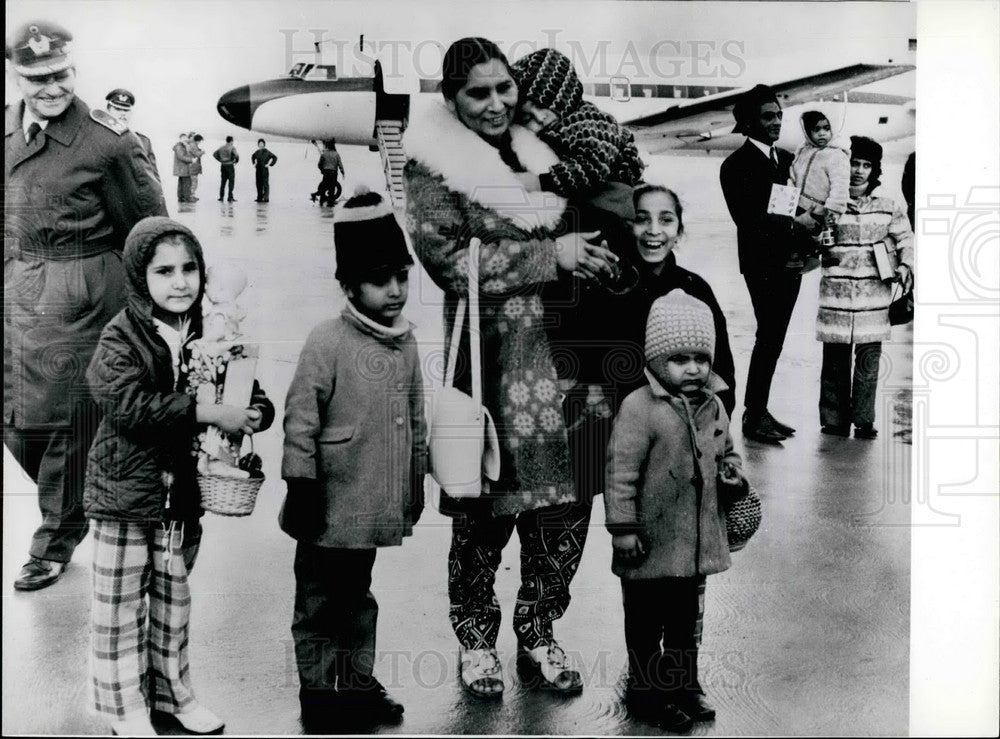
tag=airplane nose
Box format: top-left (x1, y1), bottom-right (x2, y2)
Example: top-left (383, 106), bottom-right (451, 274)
top-left (217, 85), bottom-right (252, 128)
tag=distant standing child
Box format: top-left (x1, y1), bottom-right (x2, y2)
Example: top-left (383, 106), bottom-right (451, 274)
top-left (788, 110), bottom-right (850, 266)
top-left (605, 289), bottom-right (746, 732)
top-left (280, 190), bottom-right (427, 732)
top-left (213, 135), bottom-right (239, 201)
top-left (84, 217), bottom-right (274, 736)
top-left (251, 138), bottom-right (278, 202)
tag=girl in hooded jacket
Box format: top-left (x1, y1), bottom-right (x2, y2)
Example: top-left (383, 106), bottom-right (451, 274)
top-left (83, 216), bottom-right (274, 736)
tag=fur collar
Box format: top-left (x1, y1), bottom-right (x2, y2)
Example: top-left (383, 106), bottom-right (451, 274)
top-left (404, 100), bottom-right (567, 230)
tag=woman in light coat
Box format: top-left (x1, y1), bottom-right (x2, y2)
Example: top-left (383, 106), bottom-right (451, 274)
top-left (817, 136), bottom-right (913, 438)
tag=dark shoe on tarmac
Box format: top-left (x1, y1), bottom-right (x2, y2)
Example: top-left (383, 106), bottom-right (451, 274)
top-left (14, 557), bottom-right (66, 591)
top-left (821, 424), bottom-right (851, 437)
top-left (676, 692), bottom-right (716, 722)
top-left (343, 676), bottom-right (404, 724)
top-left (765, 410), bottom-right (796, 436)
top-left (624, 689), bottom-right (694, 733)
top-left (227, 198), bottom-right (236, 202)
top-left (742, 414), bottom-right (786, 445)
top-left (854, 424), bottom-right (879, 440)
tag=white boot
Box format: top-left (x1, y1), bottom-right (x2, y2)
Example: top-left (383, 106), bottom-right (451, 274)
top-left (173, 702), bottom-right (225, 734)
top-left (109, 712), bottom-right (157, 736)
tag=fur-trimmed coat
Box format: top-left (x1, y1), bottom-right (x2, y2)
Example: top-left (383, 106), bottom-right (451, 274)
top-left (403, 100), bottom-right (576, 516)
top-left (817, 188), bottom-right (914, 344)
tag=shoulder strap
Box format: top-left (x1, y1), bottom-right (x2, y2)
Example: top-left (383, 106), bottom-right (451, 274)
top-left (90, 108), bottom-right (127, 135)
top-left (443, 238), bottom-right (482, 408)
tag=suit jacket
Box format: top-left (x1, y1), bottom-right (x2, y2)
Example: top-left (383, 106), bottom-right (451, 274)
top-left (719, 139), bottom-right (799, 274)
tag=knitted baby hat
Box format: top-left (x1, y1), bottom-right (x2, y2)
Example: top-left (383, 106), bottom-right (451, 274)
top-left (511, 48), bottom-right (583, 118)
top-left (645, 289), bottom-right (715, 363)
top-left (333, 187), bottom-right (412, 282)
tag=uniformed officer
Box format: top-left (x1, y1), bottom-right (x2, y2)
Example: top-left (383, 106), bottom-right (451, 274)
top-left (4, 20), bottom-right (168, 591)
top-left (105, 87), bottom-right (159, 177)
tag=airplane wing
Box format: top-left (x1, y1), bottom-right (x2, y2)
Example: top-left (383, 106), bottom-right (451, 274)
top-left (624, 63), bottom-right (914, 152)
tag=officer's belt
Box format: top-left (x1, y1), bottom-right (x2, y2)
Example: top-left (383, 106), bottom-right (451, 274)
top-left (17, 240), bottom-right (119, 262)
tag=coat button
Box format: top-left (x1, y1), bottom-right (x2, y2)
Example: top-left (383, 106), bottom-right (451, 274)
top-left (395, 417), bottom-right (405, 426)
top-left (396, 382), bottom-right (405, 391)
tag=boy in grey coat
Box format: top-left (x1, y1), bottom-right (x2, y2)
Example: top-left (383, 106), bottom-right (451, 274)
top-left (281, 191), bottom-right (426, 733)
top-left (605, 289), bottom-right (747, 731)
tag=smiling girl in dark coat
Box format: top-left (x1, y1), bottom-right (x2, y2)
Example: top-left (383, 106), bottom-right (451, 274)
top-left (84, 217), bottom-right (274, 736)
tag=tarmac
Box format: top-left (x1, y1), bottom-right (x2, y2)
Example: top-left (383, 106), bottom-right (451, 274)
top-left (2, 140), bottom-right (914, 736)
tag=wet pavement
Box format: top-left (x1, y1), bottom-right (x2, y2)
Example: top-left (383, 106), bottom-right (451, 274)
top-left (3, 141), bottom-right (913, 735)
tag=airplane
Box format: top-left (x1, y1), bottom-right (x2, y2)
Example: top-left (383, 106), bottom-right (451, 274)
top-left (216, 37), bottom-right (914, 203)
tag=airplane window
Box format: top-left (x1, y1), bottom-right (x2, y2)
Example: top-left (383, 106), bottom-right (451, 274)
top-left (610, 76), bottom-right (630, 102)
top-left (878, 116), bottom-right (889, 124)
top-left (289, 63), bottom-right (307, 78)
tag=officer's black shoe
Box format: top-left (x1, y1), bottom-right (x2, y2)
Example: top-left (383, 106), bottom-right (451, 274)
top-left (742, 413), bottom-right (786, 445)
top-left (14, 557), bottom-right (66, 591)
top-left (765, 410), bottom-right (796, 436)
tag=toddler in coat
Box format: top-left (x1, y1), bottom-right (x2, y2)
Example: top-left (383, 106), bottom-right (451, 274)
top-left (84, 217), bottom-right (274, 736)
top-left (788, 110), bottom-right (850, 266)
top-left (280, 189), bottom-right (427, 733)
top-left (605, 289), bottom-right (746, 732)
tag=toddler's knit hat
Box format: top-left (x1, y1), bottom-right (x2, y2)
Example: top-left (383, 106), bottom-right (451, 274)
top-left (333, 187), bottom-right (413, 282)
top-left (645, 289), bottom-right (715, 364)
top-left (511, 48), bottom-right (583, 119)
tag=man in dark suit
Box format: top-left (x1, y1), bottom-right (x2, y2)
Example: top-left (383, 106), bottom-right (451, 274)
top-left (719, 84), bottom-right (804, 444)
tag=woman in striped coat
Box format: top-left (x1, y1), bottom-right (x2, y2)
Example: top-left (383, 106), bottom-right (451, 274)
top-left (816, 136), bottom-right (913, 439)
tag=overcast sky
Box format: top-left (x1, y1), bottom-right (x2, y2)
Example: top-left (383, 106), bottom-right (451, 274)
top-left (6, 0), bottom-right (915, 139)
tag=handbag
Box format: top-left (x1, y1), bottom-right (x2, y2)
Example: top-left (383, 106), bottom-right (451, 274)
top-left (428, 237), bottom-right (501, 498)
top-left (889, 282), bottom-right (914, 326)
top-left (720, 481), bottom-right (762, 552)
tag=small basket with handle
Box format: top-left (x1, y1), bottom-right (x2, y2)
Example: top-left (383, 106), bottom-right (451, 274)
top-left (198, 436), bottom-right (264, 517)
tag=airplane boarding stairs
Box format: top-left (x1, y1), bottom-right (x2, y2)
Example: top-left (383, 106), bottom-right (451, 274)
top-left (376, 120), bottom-right (407, 209)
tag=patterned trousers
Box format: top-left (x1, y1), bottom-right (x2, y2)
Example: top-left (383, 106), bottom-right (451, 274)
top-left (90, 520), bottom-right (201, 720)
top-left (448, 501), bottom-right (592, 650)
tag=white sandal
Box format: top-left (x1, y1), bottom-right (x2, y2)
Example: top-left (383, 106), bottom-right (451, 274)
top-left (518, 641), bottom-right (583, 694)
top-left (459, 647), bottom-right (504, 699)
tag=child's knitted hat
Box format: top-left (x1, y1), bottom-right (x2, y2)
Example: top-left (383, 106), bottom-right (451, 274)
top-left (645, 289), bottom-right (715, 363)
top-left (511, 48), bottom-right (583, 118)
top-left (333, 187), bottom-right (413, 282)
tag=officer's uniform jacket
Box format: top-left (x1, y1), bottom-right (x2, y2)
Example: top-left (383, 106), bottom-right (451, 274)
top-left (4, 96), bottom-right (167, 428)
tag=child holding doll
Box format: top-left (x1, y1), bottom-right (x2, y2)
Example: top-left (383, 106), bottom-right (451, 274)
top-left (83, 217), bottom-right (274, 736)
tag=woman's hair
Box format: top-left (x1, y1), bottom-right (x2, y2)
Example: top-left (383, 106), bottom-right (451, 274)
top-left (850, 135), bottom-right (883, 194)
top-left (633, 183), bottom-right (685, 236)
top-left (441, 37), bottom-right (513, 100)
top-left (801, 110), bottom-right (829, 132)
top-left (257, 138), bottom-right (266, 145)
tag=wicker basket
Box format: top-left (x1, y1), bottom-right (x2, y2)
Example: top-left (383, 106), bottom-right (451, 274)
top-left (724, 485), bottom-right (762, 552)
top-left (199, 472), bottom-right (264, 517)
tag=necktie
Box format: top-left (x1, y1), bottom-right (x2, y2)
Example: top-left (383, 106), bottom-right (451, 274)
top-left (769, 146), bottom-right (778, 169)
top-left (26, 122), bottom-right (42, 144)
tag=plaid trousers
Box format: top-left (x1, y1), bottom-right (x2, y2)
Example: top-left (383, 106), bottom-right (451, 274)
top-left (90, 519), bottom-right (201, 719)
